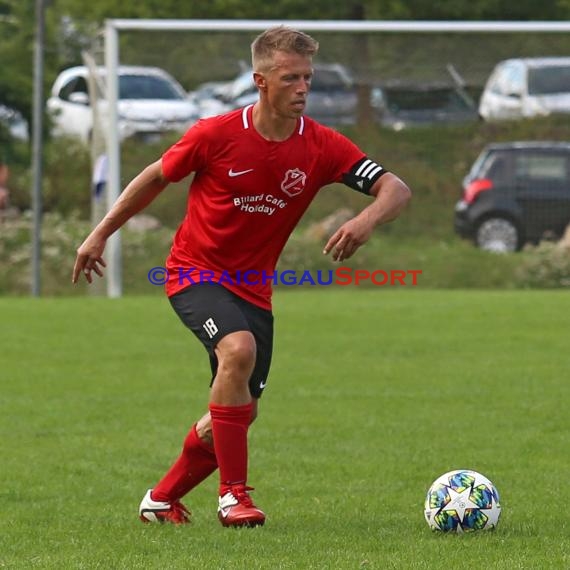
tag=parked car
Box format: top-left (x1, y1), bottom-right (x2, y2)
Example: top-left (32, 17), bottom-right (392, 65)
top-left (47, 65), bottom-right (200, 143)
top-left (219, 63), bottom-right (358, 126)
top-left (479, 57), bottom-right (570, 121)
top-left (454, 142), bottom-right (570, 252)
top-left (0, 104), bottom-right (29, 142)
top-left (188, 80), bottom-right (232, 118)
top-left (372, 82), bottom-right (480, 130)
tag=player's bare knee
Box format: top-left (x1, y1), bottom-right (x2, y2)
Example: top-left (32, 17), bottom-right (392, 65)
top-left (217, 332), bottom-right (256, 374)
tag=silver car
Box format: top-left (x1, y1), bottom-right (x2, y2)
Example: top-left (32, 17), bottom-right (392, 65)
top-left (479, 57), bottom-right (570, 121)
top-left (0, 104), bottom-right (28, 141)
top-left (221, 63), bottom-right (358, 126)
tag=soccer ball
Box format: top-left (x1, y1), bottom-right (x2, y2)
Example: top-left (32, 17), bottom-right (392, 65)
top-left (424, 469), bottom-right (501, 533)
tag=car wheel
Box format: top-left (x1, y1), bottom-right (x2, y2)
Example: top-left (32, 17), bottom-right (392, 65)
top-left (475, 217), bottom-right (520, 253)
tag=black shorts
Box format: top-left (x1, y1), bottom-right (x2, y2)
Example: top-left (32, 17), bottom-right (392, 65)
top-left (169, 283), bottom-right (274, 398)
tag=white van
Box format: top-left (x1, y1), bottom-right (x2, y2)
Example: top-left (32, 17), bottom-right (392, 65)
top-left (478, 57), bottom-right (570, 121)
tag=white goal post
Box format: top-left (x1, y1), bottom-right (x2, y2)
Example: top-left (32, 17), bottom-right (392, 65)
top-left (103, 18), bottom-right (570, 298)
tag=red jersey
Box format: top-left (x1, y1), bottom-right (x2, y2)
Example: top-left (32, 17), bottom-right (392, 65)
top-left (162, 104), bottom-right (367, 310)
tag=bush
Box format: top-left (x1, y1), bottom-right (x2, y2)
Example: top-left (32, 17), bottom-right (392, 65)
top-left (3, 115), bottom-right (570, 295)
top-left (515, 242), bottom-right (570, 288)
top-left (0, 211), bottom-right (174, 296)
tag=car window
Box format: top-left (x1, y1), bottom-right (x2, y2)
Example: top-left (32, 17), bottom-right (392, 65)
top-left (506, 63), bottom-right (525, 95)
top-left (479, 151), bottom-right (511, 184)
top-left (384, 88), bottom-right (471, 112)
top-left (227, 66), bottom-right (353, 100)
top-left (528, 66), bottom-right (570, 95)
top-left (487, 66), bottom-right (505, 95)
top-left (226, 71), bottom-right (255, 100)
top-left (311, 69), bottom-right (351, 92)
top-left (514, 153), bottom-right (569, 185)
top-left (118, 75), bottom-right (184, 100)
top-left (487, 62), bottom-right (524, 97)
top-left (495, 62), bottom-right (524, 96)
top-left (58, 76), bottom-right (88, 101)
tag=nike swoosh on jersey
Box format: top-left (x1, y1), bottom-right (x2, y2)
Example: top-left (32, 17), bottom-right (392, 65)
top-left (228, 168), bottom-right (254, 177)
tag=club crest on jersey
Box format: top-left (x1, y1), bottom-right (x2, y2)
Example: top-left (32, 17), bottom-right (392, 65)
top-left (280, 168), bottom-right (306, 197)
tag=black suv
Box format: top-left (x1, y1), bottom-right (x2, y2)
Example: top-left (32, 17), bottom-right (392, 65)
top-left (454, 142), bottom-right (570, 252)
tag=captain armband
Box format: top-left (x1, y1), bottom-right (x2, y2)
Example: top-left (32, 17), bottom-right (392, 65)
top-left (342, 157), bottom-right (387, 195)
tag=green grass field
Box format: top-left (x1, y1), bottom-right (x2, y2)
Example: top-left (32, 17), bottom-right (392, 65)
top-left (1, 290), bottom-right (569, 569)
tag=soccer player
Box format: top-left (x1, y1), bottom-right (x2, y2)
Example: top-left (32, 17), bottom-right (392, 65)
top-left (72, 26), bottom-right (411, 528)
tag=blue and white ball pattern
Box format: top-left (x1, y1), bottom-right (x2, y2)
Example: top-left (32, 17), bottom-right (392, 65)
top-left (424, 469), bottom-right (501, 532)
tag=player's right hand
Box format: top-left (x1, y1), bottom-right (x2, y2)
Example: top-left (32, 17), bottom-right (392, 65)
top-left (72, 235), bottom-right (107, 284)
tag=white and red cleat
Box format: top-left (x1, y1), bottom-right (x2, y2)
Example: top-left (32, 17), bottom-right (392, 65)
top-left (139, 489), bottom-right (191, 525)
top-left (217, 485), bottom-right (265, 528)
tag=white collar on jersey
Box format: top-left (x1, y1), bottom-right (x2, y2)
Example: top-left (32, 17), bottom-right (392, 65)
top-left (242, 104), bottom-right (305, 135)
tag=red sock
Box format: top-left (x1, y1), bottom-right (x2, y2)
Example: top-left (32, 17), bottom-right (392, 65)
top-left (209, 402), bottom-right (253, 496)
top-left (151, 424), bottom-right (218, 503)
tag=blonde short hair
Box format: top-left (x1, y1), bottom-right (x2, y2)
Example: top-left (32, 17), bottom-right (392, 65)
top-left (251, 26), bottom-right (319, 73)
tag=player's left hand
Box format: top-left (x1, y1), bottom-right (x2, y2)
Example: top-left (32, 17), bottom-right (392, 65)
top-left (322, 216), bottom-right (374, 262)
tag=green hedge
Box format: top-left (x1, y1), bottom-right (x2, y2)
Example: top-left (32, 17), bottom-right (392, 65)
top-left (2, 115), bottom-right (570, 294)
